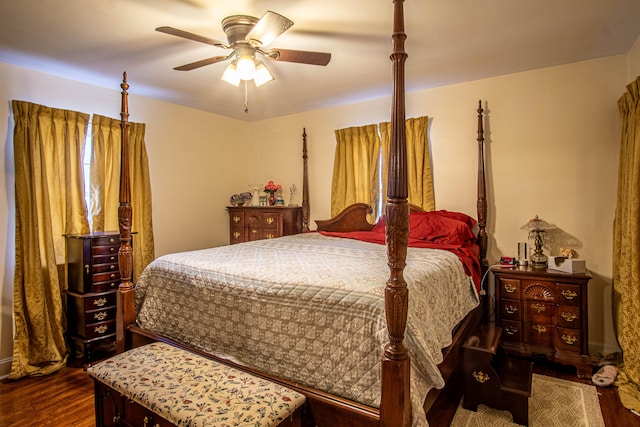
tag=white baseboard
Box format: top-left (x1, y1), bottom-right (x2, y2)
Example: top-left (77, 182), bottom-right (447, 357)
top-left (589, 340), bottom-right (621, 360)
top-left (0, 357), bottom-right (12, 380)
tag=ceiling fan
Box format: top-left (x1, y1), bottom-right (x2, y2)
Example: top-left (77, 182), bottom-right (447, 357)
top-left (156, 10), bottom-right (332, 87)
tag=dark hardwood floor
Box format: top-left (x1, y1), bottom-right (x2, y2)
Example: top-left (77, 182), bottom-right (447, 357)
top-left (0, 356), bottom-right (638, 426)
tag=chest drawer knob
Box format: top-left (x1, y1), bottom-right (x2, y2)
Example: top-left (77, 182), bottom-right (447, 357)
top-left (561, 334), bottom-right (577, 345)
top-left (233, 232), bottom-right (241, 239)
top-left (266, 217), bottom-right (274, 225)
top-left (532, 324), bottom-right (547, 334)
top-left (561, 312), bottom-right (577, 322)
top-left (505, 305), bottom-right (518, 314)
top-left (233, 216), bottom-right (240, 223)
top-left (561, 289), bottom-right (578, 300)
top-left (93, 298), bottom-right (107, 307)
top-left (94, 311), bottom-right (108, 321)
top-left (109, 237), bottom-right (115, 243)
top-left (94, 325), bottom-right (109, 334)
top-left (472, 371), bottom-right (490, 383)
top-left (530, 302), bottom-right (546, 313)
top-left (503, 283), bottom-right (516, 293)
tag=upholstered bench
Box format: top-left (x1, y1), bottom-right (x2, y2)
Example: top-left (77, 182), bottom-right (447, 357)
top-left (87, 342), bottom-right (306, 427)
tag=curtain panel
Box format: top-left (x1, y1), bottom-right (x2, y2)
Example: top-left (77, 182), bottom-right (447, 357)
top-left (90, 115), bottom-right (155, 281)
top-left (613, 75), bottom-right (640, 412)
top-left (9, 101), bottom-right (90, 379)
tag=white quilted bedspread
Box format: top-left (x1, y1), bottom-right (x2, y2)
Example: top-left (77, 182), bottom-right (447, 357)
top-left (135, 232), bottom-right (478, 426)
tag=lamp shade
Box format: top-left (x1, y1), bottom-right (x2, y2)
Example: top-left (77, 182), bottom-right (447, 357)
top-left (520, 215), bottom-right (556, 232)
top-left (221, 61), bottom-right (241, 87)
top-left (253, 61), bottom-right (274, 87)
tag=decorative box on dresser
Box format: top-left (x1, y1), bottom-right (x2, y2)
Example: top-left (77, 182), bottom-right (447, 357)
top-left (66, 231), bottom-right (122, 361)
top-left (227, 206), bottom-right (302, 244)
top-left (493, 266), bottom-right (592, 378)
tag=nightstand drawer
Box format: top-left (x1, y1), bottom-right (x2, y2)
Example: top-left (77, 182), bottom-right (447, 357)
top-left (498, 278), bottom-right (521, 298)
top-left (84, 319), bottom-right (116, 339)
top-left (500, 320), bottom-right (522, 342)
top-left (556, 327), bottom-right (582, 351)
top-left (85, 306), bottom-right (116, 324)
top-left (557, 283), bottom-right (582, 306)
top-left (83, 291), bottom-right (117, 311)
top-left (556, 306), bottom-right (581, 327)
top-left (230, 211), bottom-right (245, 227)
top-left (499, 299), bottom-right (522, 321)
top-left (524, 322), bottom-right (554, 347)
top-left (524, 300), bottom-right (555, 323)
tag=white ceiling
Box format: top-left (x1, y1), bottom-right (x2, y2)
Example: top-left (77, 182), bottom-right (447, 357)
top-left (1, 0), bottom-right (639, 122)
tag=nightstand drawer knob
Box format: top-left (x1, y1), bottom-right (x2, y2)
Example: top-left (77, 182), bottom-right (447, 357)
top-left (95, 325), bottom-right (108, 334)
top-left (472, 371), bottom-right (490, 383)
top-left (233, 232), bottom-right (241, 239)
top-left (233, 216), bottom-right (240, 223)
top-left (505, 305), bottom-right (518, 314)
top-left (93, 298), bottom-right (107, 307)
top-left (532, 324), bottom-right (547, 334)
top-left (109, 238), bottom-right (115, 243)
top-left (531, 302), bottom-right (546, 313)
top-left (561, 312), bottom-right (577, 322)
top-left (505, 326), bottom-right (519, 335)
top-left (561, 289), bottom-right (577, 300)
top-left (94, 311), bottom-right (108, 321)
top-left (266, 218), bottom-right (274, 225)
top-left (561, 334), bottom-right (577, 345)
top-left (504, 283), bottom-right (516, 293)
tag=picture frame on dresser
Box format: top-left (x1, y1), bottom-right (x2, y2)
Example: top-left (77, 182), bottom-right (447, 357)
top-left (492, 266), bottom-right (593, 378)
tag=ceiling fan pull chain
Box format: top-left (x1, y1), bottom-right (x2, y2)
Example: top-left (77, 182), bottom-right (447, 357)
top-left (244, 80), bottom-right (249, 113)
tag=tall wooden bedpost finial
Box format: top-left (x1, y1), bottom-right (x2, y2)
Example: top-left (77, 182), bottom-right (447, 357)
top-left (302, 128), bottom-right (310, 232)
top-left (381, 1), bottom-right (411, 426)
top-left (116, 71), bottom-right (135, 353)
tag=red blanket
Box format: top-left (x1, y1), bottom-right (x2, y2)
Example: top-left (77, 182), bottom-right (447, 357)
top-left (318, 230), bottom-right (481, 292)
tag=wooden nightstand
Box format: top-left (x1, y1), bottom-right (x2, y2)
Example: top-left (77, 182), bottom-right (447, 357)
top-left (227, 206), bottom-right (302, 244)
top-left (493, 266), bottom-right (592, 377)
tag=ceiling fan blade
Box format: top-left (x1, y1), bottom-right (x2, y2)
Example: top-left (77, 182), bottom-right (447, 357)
top-left (266, 48), bottom-right (331, 66)
top-left (156, 26), bottom-right (229, 49)
top-left (246, 11), bottom-right (293, 47)
top-left (173, 55), bottom-right (230, 71)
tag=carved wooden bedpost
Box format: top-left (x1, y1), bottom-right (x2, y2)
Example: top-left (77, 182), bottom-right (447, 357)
top-left (476, 100), bottom-right (489, 323)
top-left (302, 128), bottom-right (310, 232)
top-left (380, 1), bottom-right (411, 426)
top-left (116, 72), bottom-right (135, 353)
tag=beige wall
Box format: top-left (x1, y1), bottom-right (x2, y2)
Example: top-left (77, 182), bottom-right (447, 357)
top-left (1, 46), bottom-right (636, 376)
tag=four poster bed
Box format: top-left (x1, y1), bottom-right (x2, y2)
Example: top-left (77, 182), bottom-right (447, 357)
top-left (114, 2), bottom-right (489, 426)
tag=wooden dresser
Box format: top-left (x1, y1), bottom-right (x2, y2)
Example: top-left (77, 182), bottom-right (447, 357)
top-left (227, 206), bottom-right (302, 244)
top-left (493, 266), bottom-right (592, 377)
top-left (66, 231), bottom-right (121, 360)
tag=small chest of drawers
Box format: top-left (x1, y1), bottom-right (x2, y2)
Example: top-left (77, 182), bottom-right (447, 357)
top-left (65, 232), bottom-right (122, 360)
top-left (493, 266), bottom-right (592, 378)
top-left (227, 206), bottom-right (302, 244)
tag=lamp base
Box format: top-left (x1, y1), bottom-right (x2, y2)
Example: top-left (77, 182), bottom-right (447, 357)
top-left (530, 251), bottom-right (548, 268)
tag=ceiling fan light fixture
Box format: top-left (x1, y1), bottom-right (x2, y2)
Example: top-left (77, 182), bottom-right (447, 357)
top-left (221, 61), bottom-right (241, 87)
top-left (236, 55), bottom-right (256, 80)
top-left (253, 61), bottom-right (274, 87)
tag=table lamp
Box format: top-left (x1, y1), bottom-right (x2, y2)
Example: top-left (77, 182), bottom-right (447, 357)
top-left (520, 215), bottom-right (556, 268)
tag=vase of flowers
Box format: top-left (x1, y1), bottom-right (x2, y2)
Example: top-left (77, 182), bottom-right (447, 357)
top-left (264, 180), bottom-right (281, 206)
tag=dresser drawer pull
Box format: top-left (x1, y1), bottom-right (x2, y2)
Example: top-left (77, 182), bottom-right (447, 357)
top-left (561, 334), bottom-right (577, 345)
top-left (109, 247), bottom-right (115, 253)
top-left (110, 256), bottom-right (116, 262)
top-left (85, 264), bottom-right (90, 275)
top-left (109, 237), bottom-right (115, 243)
top-left (251, 229), bottom-right (258, 234)
top-left (532, 324), bottom-right (547, 334)
top-left (266, 217), bottom-right (274, 225)
top-left (233, 216), bottom-right (240, 223)
top-left (94, 311), bottom-right (108, 321)
top-left (110, 273), bottom-right (116, 279)
top-left (266, 233), bottom-right (275, 239)
top-left (94, 325), bottom-right (109, 334)
top-left (561, 289), bottom-right (577, 300)
top-left (110, 264), bottom-right (116, 270)
top-left (93, 298), bottom-right (107, 307)
top-left (531, 302), bottom-right (546, 313)
top-left (503, 283), bottom-right (516, 293)
top-left (472, 371), bottom-right (490, 383)
top-left (233, 232), bottom-right (241, 239)
top-left (505, 305), bottom-right (518, 314)
top-left (505, 326), bottom-right (519, 335)
top-left (561, 312), bottom-right (578, 322)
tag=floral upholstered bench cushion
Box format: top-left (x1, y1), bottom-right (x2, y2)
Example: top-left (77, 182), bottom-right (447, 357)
top-left (86, 342), bottom-right (306, 427)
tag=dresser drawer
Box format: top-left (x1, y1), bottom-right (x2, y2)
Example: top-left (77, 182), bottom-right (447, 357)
top-left (230, 211), bottom-right (245, 227)
top-left (522, 279), bottom-right (555, 301)
top-left (83, 291), bottom-right (117, 311)
top-left (230, 226), bottom-right (245, 244)
top-left (92, 235), bottom-right (119, 246)
top-left (85, 306), bottom-right (117, 324)
top-left (92, 244), bottom-right (119, 256)
top-left (84, 319), bottom-right (116, 339)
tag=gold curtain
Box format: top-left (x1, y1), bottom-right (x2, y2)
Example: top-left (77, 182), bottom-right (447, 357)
top-left (331, 124), bottom-right (381, 217)
top-left (90, 115), bottom-right (155, 281)
top-left (379, 116), bottom-right (434, 211)
top-left (613, 75), bottom-right (640, 411)
top-left (9, 101), bottom-right (90, 379)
